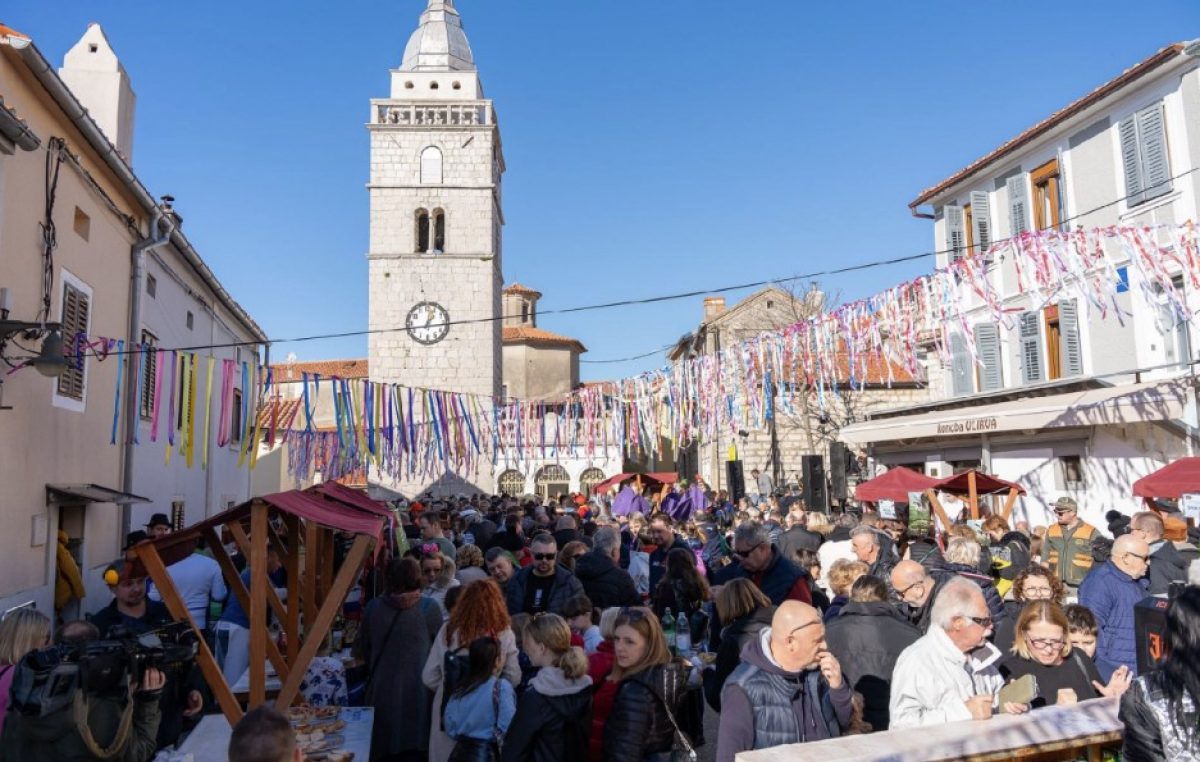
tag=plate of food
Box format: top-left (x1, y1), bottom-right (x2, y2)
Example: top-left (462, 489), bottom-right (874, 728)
top-left (304, 750), bottom-right (354, 762)
top-left (297, 732), bottom-right (345, 755)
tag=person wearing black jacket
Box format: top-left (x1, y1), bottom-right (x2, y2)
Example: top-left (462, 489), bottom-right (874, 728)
top-left (702, 579), bottom-right (775, 712)
top-left (824, 576), bottom-right (919, 731)
top-left (647, 515), bottom-right (692, 593)
top-left (602, 608), bottom-right (689, 761)
top-left (778, 512), bottom-right (822, 563)
top-left (504, 534), bottom-right (585, 616)
top-left (573, 528), bottom-right (640, 610)
top-left (502, 614), bottom-right (592, 762)
top-left (1130, 511), bottom-right (1190, 595)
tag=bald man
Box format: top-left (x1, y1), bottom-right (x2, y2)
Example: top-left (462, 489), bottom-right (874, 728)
top-left (891, 559), bottom-right (949, 633)
top-left (716, 601), bottom-right (852, 761)
top-left (1078, 533), bottom-right (1152, 678)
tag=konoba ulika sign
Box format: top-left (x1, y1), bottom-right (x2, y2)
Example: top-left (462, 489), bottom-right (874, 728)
top-left (936, 417), bottom-right (1000, 435)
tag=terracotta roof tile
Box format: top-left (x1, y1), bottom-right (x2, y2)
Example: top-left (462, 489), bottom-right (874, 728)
top-left (503, 282), bottom-right (542, 297)
top-left (256, 397), bottom-right (302, 431)
top-left (271, 358), bottom-right (369, 383)
top-left (0, 24), bottom-right (31, 41)
top-left (502, 325), bottom-right (585, 353)
top-left (909, 43), bottom-right (1185, 210)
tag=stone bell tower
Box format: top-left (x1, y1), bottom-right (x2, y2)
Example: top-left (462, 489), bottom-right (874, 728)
top-left (367, 0), bottom-right (504, 401)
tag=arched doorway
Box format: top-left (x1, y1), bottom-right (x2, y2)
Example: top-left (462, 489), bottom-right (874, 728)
top-left (497, 469), bottom-right (526, 497)
top-left (535, 464), bottom-right (570, 502)
top-left (578, 467), bottom-right (606, 497)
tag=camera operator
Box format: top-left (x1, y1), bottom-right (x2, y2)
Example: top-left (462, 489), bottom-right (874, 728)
top-left (90, 560), bottom-right (205, 751)
top-left (0, 620), bottom-right (164, 762)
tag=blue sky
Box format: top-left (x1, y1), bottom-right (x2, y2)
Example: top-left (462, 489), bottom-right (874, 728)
top-left (6, 1), bottom-right (1198, 381)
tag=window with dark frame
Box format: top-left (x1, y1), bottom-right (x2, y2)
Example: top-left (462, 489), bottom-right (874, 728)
top-left (170, 500), bottom-right (186, 531)
top-left (1060, 455), bottom-right (1085, 489)
top-left (231, 388), bottom-right (243, 443)
top-left (57, 282), bottom-right (90, 401)
top-left (1031, 158), bottom-right (1063, 231)
top-left (139, 330), bottom-right (158, 420)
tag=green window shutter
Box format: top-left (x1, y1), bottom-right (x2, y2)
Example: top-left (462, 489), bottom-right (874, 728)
top-left (950, 332), bottom-right (973, 396)
top-left (1137, 103), bottom-right (1171, 203)
top-left (1019, 311), bottom-right (1044, 384)
top-left (1059, 300), bottom-right (1084, 378)
top-left (969, 191), bottom-right (992, 259)
top-left (1006, 175), bottom-right (1029, 235)
top-left (1119, 113), bottom-right (1145, 207)
top-left (945, 205), bottom-right (966, 263)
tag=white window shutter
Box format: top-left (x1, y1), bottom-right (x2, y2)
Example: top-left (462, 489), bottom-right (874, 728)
top-left (1119, 114), bottom-right (1145, 207)
top-left (945, 205), bottom-right (966, 263)
top-left (950, 332), bottom-right (973, 396)
top-left (975, 323), bottom-right (1003, 391)
top-left (969, 190), bottom-right (992, 259)
top-left (1059, 299), bottom-right (1084, 377)
top-left (1007, 175), bottom-right (1029, 235)
top-left (1137, 103), bottom-right (1171, 202)
top-left (1019, 311), bottom-right (1044, 384)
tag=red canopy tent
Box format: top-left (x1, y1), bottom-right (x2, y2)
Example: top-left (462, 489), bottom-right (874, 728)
top-left (1133, 457), bottom-right (1200, 498)
top-left (590, 472), bottom-right (678, 495)
top-left (308, 480), bottom-right (394, 518)
top-left (854, 467), bottom-right (939, 503)
top-left (129, 490), bottom-right (384, 724)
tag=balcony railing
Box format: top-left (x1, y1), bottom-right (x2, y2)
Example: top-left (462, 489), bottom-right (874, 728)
top-left (374, 102), bottom-right (491, 127)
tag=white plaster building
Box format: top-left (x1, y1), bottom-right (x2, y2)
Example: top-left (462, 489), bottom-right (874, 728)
top-left (0, 22), bottom-right (265, 617)
top-left (842, 41), bottom-right (1200, 532)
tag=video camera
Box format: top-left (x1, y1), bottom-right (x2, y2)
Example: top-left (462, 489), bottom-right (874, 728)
top-left (9, 621), bottom-right (198, 719)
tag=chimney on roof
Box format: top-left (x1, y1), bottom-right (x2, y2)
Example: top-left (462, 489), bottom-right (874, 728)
top-left (59, 23), bottom-right (136, 163)
top-left (703, 296), bottom-right (726, 322)
top-left (160, 195), bottom-right (183, 229)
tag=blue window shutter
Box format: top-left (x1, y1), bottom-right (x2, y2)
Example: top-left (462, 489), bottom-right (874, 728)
top-left (950, 332), bottom-right (973, 396)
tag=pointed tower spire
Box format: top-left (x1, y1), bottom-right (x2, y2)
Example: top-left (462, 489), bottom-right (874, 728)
top-left (401, 0), bottom-right (475, 72)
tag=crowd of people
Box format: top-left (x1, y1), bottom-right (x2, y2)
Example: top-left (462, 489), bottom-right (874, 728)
top-left (5, 483), bottom-right (1200, 761)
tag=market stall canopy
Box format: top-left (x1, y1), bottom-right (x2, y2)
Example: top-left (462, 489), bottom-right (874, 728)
top-left (1133, 457), bottom-right (1200, 499)
top-left (308, 481), bottom-right (394, 517)
top-left (934, 470), bottom-right (1027, 496)
top-left (854, 467), bottom-right (939, 503)
top-left (591, 472), bottom-right (678, 494)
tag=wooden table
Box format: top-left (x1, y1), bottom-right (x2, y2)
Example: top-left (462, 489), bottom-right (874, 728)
top-left (736, 697), bottom-right (1122, 762)
top-left (177, 707), bottom-right (374, 761)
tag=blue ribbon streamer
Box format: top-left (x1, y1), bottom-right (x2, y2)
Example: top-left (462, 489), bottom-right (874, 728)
top-left (110, 339), bottom-right (125, 445)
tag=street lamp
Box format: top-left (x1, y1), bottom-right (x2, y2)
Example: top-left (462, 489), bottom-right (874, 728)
top-left (0, 287), bottom-right (68, 409)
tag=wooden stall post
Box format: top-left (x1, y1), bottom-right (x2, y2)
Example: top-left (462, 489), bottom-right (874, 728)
top-left (275, 534), bottom-right (373, 709)
top-left (283, 513), bottom-right (301, 664)
top-left (249, 500), bottom-right (268, 707)
top-left (925, 489), bottom-right (953, 534)
top-left (228, 521), bottom-right (289, 626)
top-left (1001, 487), bottom-right (1020, 522)
top-left (967, 471), bottom-right (979, 519)
top-left (135, 543), bottom-right (244, 724)
top-left (304, 520), bottom-right (320, 639)
top-left (201, 526), bottom-right (290, 684)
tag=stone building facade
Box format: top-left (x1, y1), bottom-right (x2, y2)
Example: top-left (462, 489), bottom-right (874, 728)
top-left (670, 288), bottom-right (928, 502)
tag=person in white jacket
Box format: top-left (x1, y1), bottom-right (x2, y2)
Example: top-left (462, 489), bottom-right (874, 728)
top-left (889, 577), bottom-right (1029, 728)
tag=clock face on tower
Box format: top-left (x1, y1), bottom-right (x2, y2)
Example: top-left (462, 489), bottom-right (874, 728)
top-left (406, 301), bottom-right (450, 345)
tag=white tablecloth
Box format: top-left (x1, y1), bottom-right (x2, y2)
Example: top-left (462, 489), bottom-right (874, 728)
top-left (177, 707), bottom-right (373, 761)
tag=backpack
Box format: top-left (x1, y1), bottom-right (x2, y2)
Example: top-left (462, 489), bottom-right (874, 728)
top-left (440, 644), bottom-right (472, 731)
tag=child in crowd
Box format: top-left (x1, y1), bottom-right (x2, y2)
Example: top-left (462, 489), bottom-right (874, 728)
top-left (442, 636), bottom-right (516, 761)
top-left (1065, 604), bottom-right (1099, 660)
top-left (563, 594), bottom-right (603, 653)
top-left (509, 613), bottom-right (537, 693)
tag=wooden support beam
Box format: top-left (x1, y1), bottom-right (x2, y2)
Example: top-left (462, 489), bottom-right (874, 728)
top-left (967, 471), bottom-right (979, 520)
top-left (321, 529), bottom-right (335, 604)
top-left (135, 542), bottom-right (243, 724)
top-left (303, 521), bottom-right (319, 641)
top-left (250, 501), bottom-right (268, 707)
top-left (925, 488), bottom-right (952, 534)
top-left (283, 513), bottom-right (301, 665)
top-left (228, 520), bottom-right (289, 626)
top-left (202, 526), bottom-right (290, 684)
top-left (1001, 487), bottom-right (1020, 522)
top-left (275, 534), bottom-right (373, 709)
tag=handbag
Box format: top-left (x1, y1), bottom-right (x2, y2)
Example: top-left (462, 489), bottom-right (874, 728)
top-left (650, 686), bottom-right (697, 762)
top-left (448, 679), bottom-right (503, 762)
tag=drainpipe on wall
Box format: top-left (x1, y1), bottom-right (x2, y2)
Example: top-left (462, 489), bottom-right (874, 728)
top-left (120, 208), bottom-right (174, 541)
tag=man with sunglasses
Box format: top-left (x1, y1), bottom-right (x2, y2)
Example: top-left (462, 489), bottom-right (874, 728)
top-left (1078, 533), bottom-right (1151, 679)
top-left (1043, 497), bottom-right (1097, 590)
top-left (890, 577), bottom-right (1024, 728)
top-left (714, 522), bottom-right (812, 606)
top-left (503, 532), bottom-right (584, 616)
top-left (890, 559), bottom-right (950, 634)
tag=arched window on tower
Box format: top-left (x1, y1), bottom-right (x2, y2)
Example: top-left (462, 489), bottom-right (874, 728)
top-left (415, 209), bottom-right (430, 253)
top-left (521, 302), bottom-right (529, 324)
top-left (420, 146), bottom-right (443, 184)
top-left (433, 209), bottom-right (445, 253)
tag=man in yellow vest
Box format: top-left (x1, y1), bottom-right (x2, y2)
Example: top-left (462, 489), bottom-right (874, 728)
top-left (1043, 497), bottom-right (1096, 590)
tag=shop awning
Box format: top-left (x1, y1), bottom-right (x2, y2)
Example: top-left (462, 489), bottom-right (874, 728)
top-left (840, 379), bottom-right (1192, 446)
top-left (46, 483), bottom-right (150, 505)
top-left (854, 467), bottom-right (939, 503)
top-left (1133, 457), bottom-right (1200, 499)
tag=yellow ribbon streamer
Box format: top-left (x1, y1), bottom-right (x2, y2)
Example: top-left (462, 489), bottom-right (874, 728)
top-left (201, 356), bottom-right (215, 469)
top-left (185, 353), bottom-right (198, 468)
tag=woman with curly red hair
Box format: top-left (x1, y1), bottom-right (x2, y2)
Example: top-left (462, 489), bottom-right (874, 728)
top-left (423, 579), bottom-right (521, 762)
